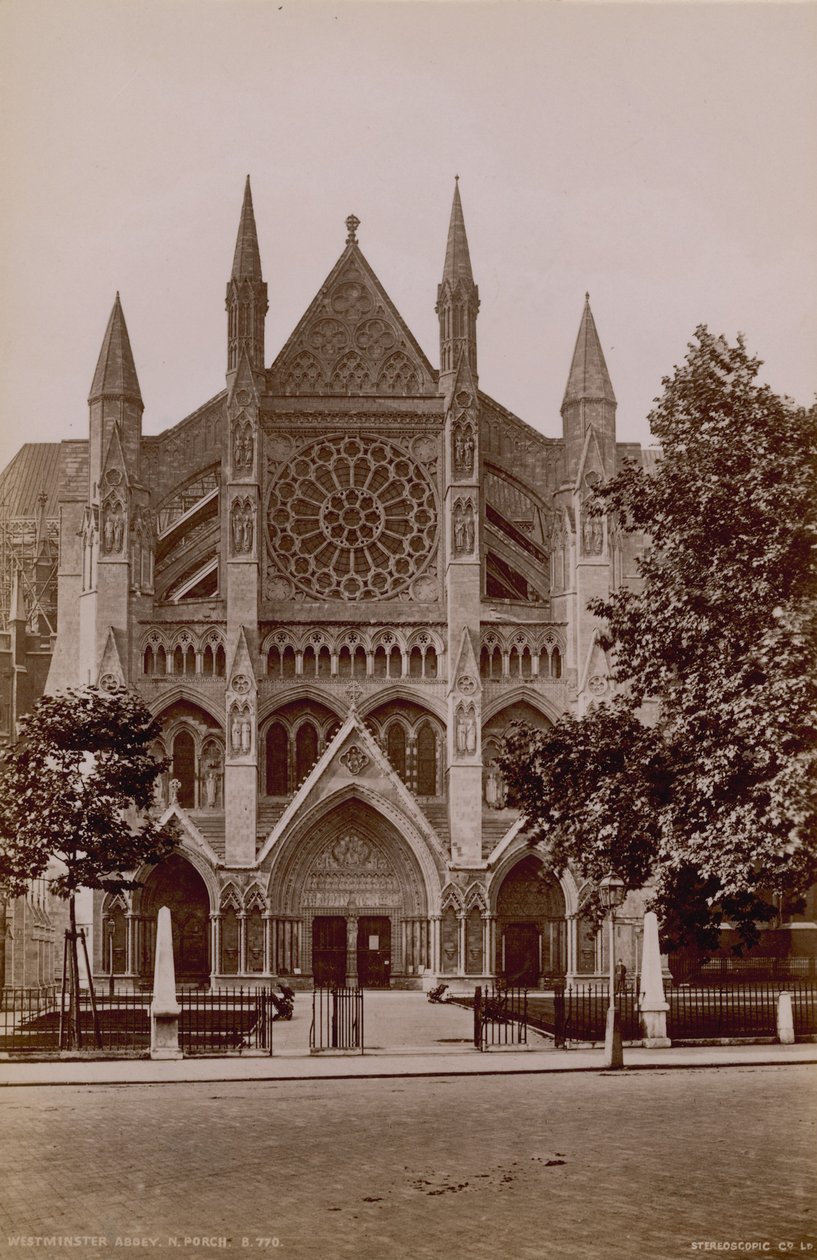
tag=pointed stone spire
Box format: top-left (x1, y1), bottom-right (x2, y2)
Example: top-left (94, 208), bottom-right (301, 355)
top-left (441, 177), bottom-right (474, 287)
top-left (437, 178), bottom-right (479, 384)
top-left (562, 294), bottom-right (616, 408)
top-left (231, 175), bottom-right (263, 280)
top-left (226, 176), bottom-right (268, 374)
top-left (88, 293), bottom-right (143, 405)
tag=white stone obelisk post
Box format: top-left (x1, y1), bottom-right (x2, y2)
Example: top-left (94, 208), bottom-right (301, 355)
top-left (639, 911), bottom-right (670, 1048)
top-left (150, 906), bottom-right (182, 1059)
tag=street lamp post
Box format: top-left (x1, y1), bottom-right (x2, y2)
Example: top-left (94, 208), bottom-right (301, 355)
top-left (599, 871), bottom-right (626, 1069)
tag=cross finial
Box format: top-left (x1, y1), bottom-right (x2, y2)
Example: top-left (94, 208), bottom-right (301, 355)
top-left (345, 214), bottom-right (360, 244)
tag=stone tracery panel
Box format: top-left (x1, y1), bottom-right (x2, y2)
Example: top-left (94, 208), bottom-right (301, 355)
top-left (266, 434), bottom-right (438, 601)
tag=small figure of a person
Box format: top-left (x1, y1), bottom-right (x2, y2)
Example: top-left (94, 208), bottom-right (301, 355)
top-left (615, 959), bottom-right (627, 994)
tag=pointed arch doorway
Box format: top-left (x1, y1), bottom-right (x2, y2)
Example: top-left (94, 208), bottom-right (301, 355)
top-left (271, 800), bottom-right (431, 988)
top-left (494, 855), bottom-right (567, 986)
top-left (138, 854), bottom-right (211, 984)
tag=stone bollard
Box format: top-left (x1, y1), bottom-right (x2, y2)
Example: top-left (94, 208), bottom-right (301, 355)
top-left (639, 911), bottom-right (671, 1048)
top-left (776, 991), bottom-right (795, 1045)
top-left (150, 905), bottom-right (182, 1059)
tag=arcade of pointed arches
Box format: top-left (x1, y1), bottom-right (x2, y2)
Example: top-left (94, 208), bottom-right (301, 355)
top-left (100, 831), bottom-right (600, 987)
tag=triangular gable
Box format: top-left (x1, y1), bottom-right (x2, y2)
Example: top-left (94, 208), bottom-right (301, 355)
top-left (96, 627), bottom-right (127, 690)
top-left (486, 815), bottom-right (529, 867)
top-left (226, 626), bottom-right (256, 694)
top-left (101, 421), bottom-right (130, 487)
top-left (574, 426), bottom-right (607, 493)
top-left (450, 626), bottom-right (481, 697)
top-left (257, 710), bottom-right (447, 865)
top-left (578, 628), bottom-right (611, 699)
top-left (269, 242), bottom-right (437, 397)
top-left (228, 346), bottom-right (260, 410)
top-left (158, 802), bottom-right (222, 867)
top-left (445, 349), bottom-right (479, 412)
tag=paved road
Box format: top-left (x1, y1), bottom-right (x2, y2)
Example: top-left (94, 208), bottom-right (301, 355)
top-left (1, 1066), bottom-right (814, 1260)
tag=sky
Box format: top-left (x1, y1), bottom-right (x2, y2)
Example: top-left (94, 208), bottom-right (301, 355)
top-left (1, 0), bottom-right (815, 474)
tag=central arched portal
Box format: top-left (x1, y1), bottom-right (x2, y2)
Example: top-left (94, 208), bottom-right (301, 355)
top-left (272, 801), bottom-right (431, 988)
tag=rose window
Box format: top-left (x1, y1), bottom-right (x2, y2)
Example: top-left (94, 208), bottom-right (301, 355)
top-left (266, 434), bottom-right (438, 600)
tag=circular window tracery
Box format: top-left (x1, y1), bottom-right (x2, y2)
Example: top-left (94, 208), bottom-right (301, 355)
top-left (266, 434), bottom-right (438, 600)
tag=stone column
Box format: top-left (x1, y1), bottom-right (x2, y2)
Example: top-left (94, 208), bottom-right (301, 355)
top-left (238, 912), bottom-right (247, 974)
top-left (346, 916), bottom-right (358, 984)
top-left (125, 913), bottom-right (137, 976)
top-left (263, 913), bottom-right (274, 975)
top-left (209, 913), bottom-right (221, 982)
top-left (430, 914), bottom-right (441, 973)
top-left (457, 911), bottom-right (466, 975)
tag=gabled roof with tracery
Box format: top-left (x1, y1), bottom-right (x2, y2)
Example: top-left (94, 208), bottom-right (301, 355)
top-left (268, 233), bottom-right (437, 398)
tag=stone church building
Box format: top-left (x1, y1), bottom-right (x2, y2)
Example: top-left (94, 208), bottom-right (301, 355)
top-left (41, 178), bottom-right (656, 990)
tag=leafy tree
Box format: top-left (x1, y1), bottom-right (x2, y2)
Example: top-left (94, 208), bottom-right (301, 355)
top-left (0, 685), bottom-right (177, 1045)
top-left (500, 328), bottom-right (817, 953)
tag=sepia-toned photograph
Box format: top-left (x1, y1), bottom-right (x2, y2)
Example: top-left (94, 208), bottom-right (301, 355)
top-left (0, 1), bottom-right (815, 1257)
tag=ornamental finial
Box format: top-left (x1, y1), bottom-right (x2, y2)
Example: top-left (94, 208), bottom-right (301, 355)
top-left (345, 214), bottom-right (360, 244)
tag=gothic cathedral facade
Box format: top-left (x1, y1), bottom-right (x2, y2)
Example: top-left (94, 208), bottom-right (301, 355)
top-left (45, 179), bottom-right (653, 989)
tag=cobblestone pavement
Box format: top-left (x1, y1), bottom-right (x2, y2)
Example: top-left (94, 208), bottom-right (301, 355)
top-left (1, 1066), bottom-right (814, 1260)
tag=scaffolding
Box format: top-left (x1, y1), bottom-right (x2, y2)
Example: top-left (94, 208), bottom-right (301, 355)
top-left (0, 489), bottom-right (59, 636)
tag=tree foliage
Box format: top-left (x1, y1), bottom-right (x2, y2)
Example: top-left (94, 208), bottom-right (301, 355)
top-left (500, 328), bottom-right (817, 950)
top-left (0, 685), bottom-right (177, 899)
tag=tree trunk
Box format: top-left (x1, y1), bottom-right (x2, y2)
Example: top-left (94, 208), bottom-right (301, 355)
top-left (68, 894), bottom-right (82, 1050)
top-left (0, 895), bottom-right (7, 991)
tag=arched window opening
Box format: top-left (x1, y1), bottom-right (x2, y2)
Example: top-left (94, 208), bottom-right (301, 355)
top-left (268, 646), bottom-right (281, 677)
top-left (172, 730), bottom-right (196, 809)
top-left (409, 646), bottom-right (423, 678)
top-left (318, 646), bottom-right (332, 677)
top-left (417, 723), bottom-right (437, 796)
top-left (143, 646), bottom-right (154, 676)
top-left (295, 722), bottom-right (318, 785)
top-left (221, 905), bottom-right (239, 974)
top-left (353, 645), bottom-right (367, 676)
top-left (387, 723), bottom-right (407, 782)
top-left (539, 648), bottom-right (549, 677)
top-left (551, 647), bottom-right (562, 679)
top-left (373, 645), bottom-right (387, 678)
top-left (282, 646), bottom-right (296, 678)
top-left (491, 646), bottom-right (502, 679)
top-left (173, 645), bottom-right (184, 675)
top-left (480, 646), bottom-right (490, 679)
top-left (425, 646), bottom-right (438, 678)
top-left (302, 645), bottom-right (317, 676)
top-left (156, 645), bottom-right (167, 675)
top-left (202, 644), bottom-right (214, 676)
top-left (520, 647), bottom-right (532, 678)
top-left (265, 723), bottom-right (289, 796)
top-left (246, 905), bottom-right (264, 973)
top-left (388, 646), bottom-right (402, 678)
top-left (338, 645), bottom-right (352, 678)
top-left (185, 645), bottom-right (196, 675)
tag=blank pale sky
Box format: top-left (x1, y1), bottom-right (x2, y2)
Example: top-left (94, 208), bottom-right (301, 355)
top-left (1, 0), bottom-right (815, 474)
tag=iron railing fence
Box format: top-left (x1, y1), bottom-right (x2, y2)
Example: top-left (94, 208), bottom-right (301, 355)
top-left (310, 986), bottom-right (364, 1053)
top-left (0, 984), bottom-right (277, 1054)
top-left (560, 984), bottom-right (641, 1044)
top-left (473, 985), bottom-right (528, 1050)
top-left (179, 988), bottom-right (275, 1055)
top-left (667, 982), bottom-right (817, 1039)
top-left (670, 956), bottom-right (817, 985)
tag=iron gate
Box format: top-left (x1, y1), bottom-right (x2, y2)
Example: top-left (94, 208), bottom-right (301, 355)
top-left (310, 986), bottom-right (364, 1052)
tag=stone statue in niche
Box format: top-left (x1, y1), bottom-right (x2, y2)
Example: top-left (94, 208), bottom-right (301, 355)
top-left (485, 763), bottom-right (507, 809)
top-left (454, 426), bottom-right (474, 476)
top-left (168, 778), bottom-right (181, 805)
top-left (233, 421), bottom-right (253, 472)
top-left (453, 500), bottom-right (474, 555)
top-left (455, 704), bottom-right (477, 755)
top-left (231, 499), bottom-right (254, 554)
top-left (582, 505), bottom-right (604, 556)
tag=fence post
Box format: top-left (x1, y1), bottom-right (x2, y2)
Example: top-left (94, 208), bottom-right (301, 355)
top-left (474, 985), bottom-right (482, 1050)
top-left (777, 991), bottom-right (795, 1044)
top-left (554, 980), bottom-right (565, 1048)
